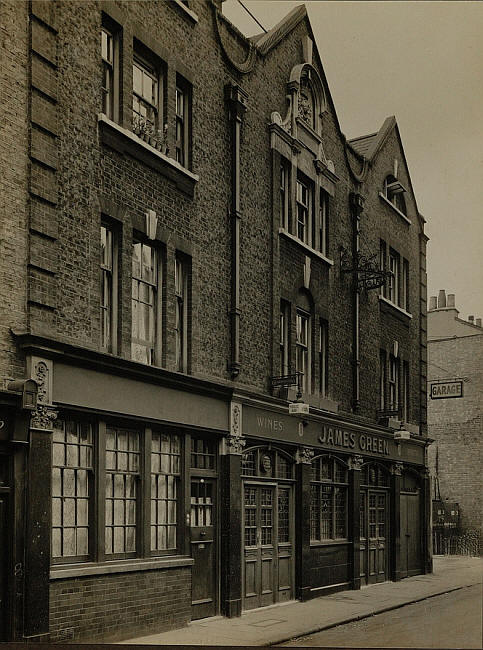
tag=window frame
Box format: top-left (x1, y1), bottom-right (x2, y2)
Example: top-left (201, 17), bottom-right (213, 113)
top-left (402, 360), bottom-right (410, 423)
top-left (280, 158), bottom-right (290, 231)
top-left (296, 177), bottom-right (313, 246)
top-left (131, 238), bottom-right (163, 366)
top-left (319, 189), bottom-right (329, 256)
top-left (175, 254), bottom-right (189, 373)
top-left (280, 300), bottom-right (290, 377)
top-left (380, 239), bottom-right (387, 299)
top-left (132, 44), bottom-right (164, 133)
top-left (100, 220), bottom-right (119, 353)
top-left (310, 455), bottom-right (349, 543)
top-left (175, 75), bottom-right (191, 169)
top-left (388, 354), bottom-right (399, 411)
top-left (319, 319), bottom-right (328, 398)
top-left (379, 349), bottom-right (387, 411)
top-left (388, 248), bottom-right (400, 305)
top-left (296, 309), bottom-right (311, 394)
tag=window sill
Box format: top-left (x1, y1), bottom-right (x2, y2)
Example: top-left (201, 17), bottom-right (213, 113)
top-left (98, 114), bottom-right (199, 197)
top-left (170, 0), bottom-right (199, 23)
top-left (50, 555), bottom-right (194, 580)
top-left (379, 295), bottom-right (413, 320)
top-left (378, 192), bottom-right (412, 225)
top-left (279, 228), bottom-right (334, 266)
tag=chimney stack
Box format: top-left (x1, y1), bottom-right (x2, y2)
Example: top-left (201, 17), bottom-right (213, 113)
top-left (447, 294), bottom-right (455, 308)
top-left (468, 315), bottom-right (474, 323)
top-left (476, 318), bottom-right (482, 327)
top-left (429, 296), bottom-right (437, 311)
top-left (437, 289), bottom-right (446, 309)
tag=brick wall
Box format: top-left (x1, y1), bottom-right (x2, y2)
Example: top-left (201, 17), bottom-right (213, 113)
top-left (49, 566), bottom-right (191, 642)
top-left (428, 334), bottom-right (482, 534)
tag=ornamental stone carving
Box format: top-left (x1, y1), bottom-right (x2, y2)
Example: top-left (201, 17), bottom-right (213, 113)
top-left (391, 462), bottom-right (404, 476)
top-left (30, 356), bottom-right (53, 405)
top-left (31, 405), bottom-right (58, 430)
top-left (226, 434), bottom-right (246, 456)
top-left (230, 401), bottom-right (242, 436)
top-left (349, 455), bottom-right (364, 471)
top-left (296, 446), bottom-right (314, 464)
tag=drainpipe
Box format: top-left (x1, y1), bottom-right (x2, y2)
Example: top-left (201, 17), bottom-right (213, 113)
top-left (349, 192), bottom-right (365, 413)
top-left (225, 83), bottom-right (247, 378)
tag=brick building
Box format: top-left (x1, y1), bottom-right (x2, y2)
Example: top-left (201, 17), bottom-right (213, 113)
top-left (427, 290), bottom-right (482, 553)
top-left (0, 0), bottom-right (431, 642)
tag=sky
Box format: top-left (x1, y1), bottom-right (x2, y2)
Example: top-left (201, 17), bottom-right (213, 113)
top-left (222, 0), bottom-right (483, 320)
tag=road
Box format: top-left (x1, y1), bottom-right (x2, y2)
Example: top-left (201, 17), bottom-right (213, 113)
top-left (280, 584), bottom-right (482, 649)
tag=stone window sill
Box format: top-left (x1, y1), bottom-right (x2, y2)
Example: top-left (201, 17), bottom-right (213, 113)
top-left (50, 555), bottom-right (194, 580)
top-left (279, 228), bottom-right (334, 266)
top-left (378, 192), bottom-right (412, 225)
top-left (98, 114), bottom-right (199, 197)
top-left (170, 0), bottom-right (199, 23)
top-left (379, 295), bottom-right (413, 320)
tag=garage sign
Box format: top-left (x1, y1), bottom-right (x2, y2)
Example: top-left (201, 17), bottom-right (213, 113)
top-left (430, 380), bottom-right (463, 399)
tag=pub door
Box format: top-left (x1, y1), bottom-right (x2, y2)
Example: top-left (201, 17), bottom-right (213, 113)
top-left (400, 490), bottom-right (421, 578)
top-left (242, 483), bottom-right (294, 610)
top-left (360, 490), bottom-right (389, 585)
top-left (190, 478), bottom-right (217, 620)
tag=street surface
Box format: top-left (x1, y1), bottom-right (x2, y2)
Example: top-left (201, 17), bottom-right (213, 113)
top-left (281, 584), bottom-right (482, 648)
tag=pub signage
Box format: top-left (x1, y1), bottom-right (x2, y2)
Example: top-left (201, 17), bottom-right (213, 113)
top-left (430, 380), bottom-right (463, 399)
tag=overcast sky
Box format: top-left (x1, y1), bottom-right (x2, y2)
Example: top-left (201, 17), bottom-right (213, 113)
top-left (222, 1), bottom-right (483, 320)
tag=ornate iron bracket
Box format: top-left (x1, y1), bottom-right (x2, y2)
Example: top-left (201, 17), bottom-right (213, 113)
top-left (340, 247), bottom-right (393, 292)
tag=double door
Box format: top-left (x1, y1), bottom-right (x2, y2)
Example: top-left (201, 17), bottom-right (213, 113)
top-left (360, 490), bottom-right (389, 585)
top-left (243, 483), bottom-right (293, 610)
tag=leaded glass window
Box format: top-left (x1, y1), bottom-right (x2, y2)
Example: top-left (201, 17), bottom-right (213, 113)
top-left (151, 432), bottom-right (180, 552)
top-left (310, 456), bottom-right (348, 541)
top-left (132, 241), bottom-right (158, 365)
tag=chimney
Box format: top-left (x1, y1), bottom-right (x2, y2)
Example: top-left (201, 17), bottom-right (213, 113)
top-left (437, 289), bottom-right (446, 309)
top-left (429, 296), bottom-right (437, 311)
top-left (476, 318), bottom-right (482, 327)
top-left (468, 315), bottom-right (474, 323)
top-left (447, 294), bottom-right (455, 308)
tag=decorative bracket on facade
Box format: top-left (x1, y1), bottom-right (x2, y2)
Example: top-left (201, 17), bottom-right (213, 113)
top-left (296, 446), bottom-right (314, 465)
top-left (226, 434), bottom-right (246, 456)
top-left (31, 405), bottom-right (58, 431)
top-left (391, 461), bottom-right (404, 476)
top-left (349, 455), bottom-right (364, 471)
top-left (340, 247), bottom-right (393, 292)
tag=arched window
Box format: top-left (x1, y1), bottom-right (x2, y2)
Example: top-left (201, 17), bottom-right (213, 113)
top-left (299, 74), bottom-right (316, 130)
top-left (361, 462), bottom-right (390, 488)
top-left (241, 447), bottom-right (294, 480)
top-left (384, 175), bottom-right (407, 215)
top-left (310, 455), bottom-right (348, 541)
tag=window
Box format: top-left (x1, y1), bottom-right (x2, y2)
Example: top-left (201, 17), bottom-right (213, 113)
top-left (175, 76), bottom-right (191, 168)
top-left (133, 55), bottom-right (159, 131)
top-left (151, 432), bottom-right (180, 552)
top-left (389, 355), bottom-right (399, 411)
top-left (402, 361), bottom-right (409, 423)
top-left (388, 249), bottom-right (400, 305)
top-left (280, 300), bottom-right (290, 376)
top-left (299, 74), bottom-right (316, 130)
top-left (52, 420), bottom-right (93, 561)
top-left (311, 456), bottom-right (348, 541)
top-left (384, 176), bottom-right (406, 215)
top-left (319, 320), bottom-right (328, 397)
top-left (175, 256), bottom-right (188, 372)
top-left (296, 310), bottom-right (310, 394)
top-left (101, 27), bottom-right (114, 119)
top-left (402, 258), bottom-right (409, 311)
top-left (380, 240), bottom-right (387, 299)
top-left (191, 438), bottom-right (216, 470)
top-left (379, 349), bottom-right (386, 410)
top-left (296, 178), bottom-right (312, 245)
top-left (100, 222), bottom-right (117, 352)
top-left (280, 159), bottom-right (290, 230)
top-left (319, 190), bottom-right (329, 255)
top-left (132, 241), bottom-right (159, 365)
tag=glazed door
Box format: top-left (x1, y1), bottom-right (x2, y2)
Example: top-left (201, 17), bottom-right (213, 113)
top-left (190, 478), bottom-right (216, 620)
top-left (360, 490), bottom-right (388, 585)
top-left (400, 492), bottom-right (421, 578)
top-left (276, 486), bottom-right (293, 603)
top-left (243, 484), bottom-right (276, 610)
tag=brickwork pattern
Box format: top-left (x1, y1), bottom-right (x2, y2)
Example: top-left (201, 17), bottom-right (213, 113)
top-left (49, 567), bottom-right (191, 642)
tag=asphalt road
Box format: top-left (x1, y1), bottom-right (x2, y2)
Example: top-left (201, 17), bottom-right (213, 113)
top-left (280, 584), bottom-right (482, 649)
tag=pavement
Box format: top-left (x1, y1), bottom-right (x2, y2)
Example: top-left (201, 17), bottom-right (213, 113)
top-left (120, 556), bottom-right (482, 646)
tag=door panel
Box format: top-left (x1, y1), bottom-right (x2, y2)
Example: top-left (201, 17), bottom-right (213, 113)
top-left (0, 495), bottom-right (8, 641)
top-left (401, 492), bottom-right (421, 578)
top-left (361, 490), bottom-right (388, 585)
top-left (190, 478), bottom-right (216, 620)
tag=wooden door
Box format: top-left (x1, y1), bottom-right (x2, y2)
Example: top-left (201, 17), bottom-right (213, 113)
top-left (276, 486), bottom-right (293, 603)
top-left (400, 492), bottom-right (421, 578)
top-left (190, 478), bottom-right (216, 619)
top-left (361, 490), bottom-right (388, 585)
top-left (0, 494), bottom-right (8, 641)
top-left (243, 484), bottom-right (276, 610)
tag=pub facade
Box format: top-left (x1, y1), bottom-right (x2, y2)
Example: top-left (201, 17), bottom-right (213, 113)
top-left (0, 0), bottom-right (430, 642)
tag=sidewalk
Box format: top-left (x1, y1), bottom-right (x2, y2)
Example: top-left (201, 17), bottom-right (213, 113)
top-left (121, 556), bottom-right (482, 646)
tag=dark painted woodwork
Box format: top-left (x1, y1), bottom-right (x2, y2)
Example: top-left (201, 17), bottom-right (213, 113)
top-left (12, 445), bottom-right (26, 641)
top-left (360, 489), bottom-right (389, 585)
top-left (400, 491), bottom-right (421, 578)
top-left (0, 491), bottom-right (8, 640)
top-left (391, 469), bottom-right (402, 581)
top-left (24, 428), bottom-right (52, 639)
top-left (350, 466), bottom-right (362, 589)
top-left (220, 454), bottom-right (242, 617)
top-left (422, 472), bottom-right (433, 574)
top-left (310, 543), bottom-right (350, 588)
top-left (295, 462), bottom-right (311, 601)
top-left (190, 478), bottom-right (217, 619)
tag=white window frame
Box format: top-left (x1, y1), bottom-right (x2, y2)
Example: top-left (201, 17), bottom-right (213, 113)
top-left (296, 179), bottom-right (312, 246)
top-left (175, 256), bottom-right (188, 372)
top-left (319, 320), bottom-right (328, 398)
top-left (132, 55), bottom-right (159, 130)
top-left (280, 160), bottom-right (289, 231)
top-left (280, 301), bottom-right (290, 376)
top-left (319, 189), bottom-right (328, 256)
top-left (100, 222), bottom-right (118, 353)
top-left (131, 240), bottom-right (161, 365)
top-left (296, 310), bottom-right (311, 394)
top-left (388, 249), bottom-right (400, 305)
top-left (389, 355), bottom-right (399, 411)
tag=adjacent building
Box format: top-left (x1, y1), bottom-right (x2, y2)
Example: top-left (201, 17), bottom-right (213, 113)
top-left (427, 290), bottom-right (482, 554)
top-left (0, 0), bottom-right (431, 642)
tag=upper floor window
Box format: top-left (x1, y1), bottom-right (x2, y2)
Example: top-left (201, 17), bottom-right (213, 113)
top-left (319, 190), bottom-right (329, 256)
top-left (132, 241), bottom-right (159, 365)
top-left (388, 354), bottom-right (399, 411)
top-left (380, 240), bottom-right (409, 311)
top-left (296, 310), bottom-right (310, 394)
top-left (379, 349), bottom-right (386, 410)
top-left (133, 56), bottom-right (159, 131)
top-left (296, 178), bottom-right (312, 245)
top-left (101, 27), bottom-right (114, 119)
top-left (311, 456), bottom-right (348, 542)
top-left (299, 74), bottom-right (316, 130)
top-left (175, 76), bottom-right (191, 168)
top-left (384, 175), bottom-right (407, 215)
top-left (402, 361), bottom-right (409, 423)
top-left (100, 222), bottom-right (118, 353)
top-left (175, 255), bottom-right (188, 372)
top-left (280, 159), bottom-right (290, 231)
top-left (388, 249), bottom-right (400, 305)
top-left (319, 319), bottom-right (328, 398)
top-left (280, 300), bottom-right (290, 376)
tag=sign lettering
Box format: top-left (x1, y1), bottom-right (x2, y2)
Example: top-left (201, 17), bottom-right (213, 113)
top-left (430, 381), bottom-right (463, 399)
